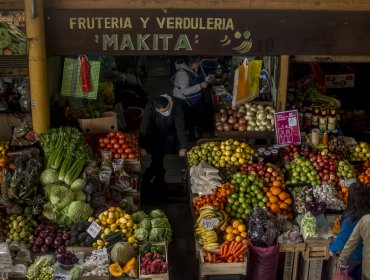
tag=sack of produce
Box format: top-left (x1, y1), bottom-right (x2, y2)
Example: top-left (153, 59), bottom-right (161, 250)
top-left (247, 242), bottom-right (279, 280)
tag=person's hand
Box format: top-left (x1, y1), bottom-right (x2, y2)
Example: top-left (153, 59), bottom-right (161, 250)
top-left (179, 149), bottom-right (187, 157)
top-left (200, 81), bottom-right (208, 89)
top-left (141, 149), bottom-right (148, 157)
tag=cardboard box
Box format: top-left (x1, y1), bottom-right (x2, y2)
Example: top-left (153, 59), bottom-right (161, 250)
top-left (78, 111), bottom-right (117, 134)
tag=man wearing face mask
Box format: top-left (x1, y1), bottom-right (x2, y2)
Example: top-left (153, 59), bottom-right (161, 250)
top-left (139, 94), bottom-right (188, 184)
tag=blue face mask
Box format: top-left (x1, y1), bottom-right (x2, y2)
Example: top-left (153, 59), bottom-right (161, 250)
top-left (160, 110), bottom-right (171, 117)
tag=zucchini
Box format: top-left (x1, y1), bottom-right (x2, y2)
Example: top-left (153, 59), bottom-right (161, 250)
top-left (104, 231), bottom-right (122, 242)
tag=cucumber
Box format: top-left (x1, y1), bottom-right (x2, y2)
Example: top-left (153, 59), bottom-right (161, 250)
top-left (104, 231), bottom-right (122, 242)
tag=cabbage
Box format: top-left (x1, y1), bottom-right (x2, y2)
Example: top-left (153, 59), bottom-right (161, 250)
top-left (56, 206), bottom-right (72, 225)
top-left (149, 209), bottom-right (165, 219)
top-left (149, 228), bottom-right (172, 242)
top-left (132, 211), bottom-right (148, 223)
top-left (66, 201), bottom-right (93, 223)
top-left (139, 218), bottom-right (152, 231)
top-left (70, 179), bottom-right (85, 192)
top-left (49, 185), bottom-right (74, 210)
top-left (40, 169), bottom-right (59, 186)
top-left (43, 202), bottom-right (57, 221)
top-left (73, 191), bottom-right (86, 202)
top-left (151, 217), bottom-right (170, 229)
top-left (134, 228), bottom-right (149, 241)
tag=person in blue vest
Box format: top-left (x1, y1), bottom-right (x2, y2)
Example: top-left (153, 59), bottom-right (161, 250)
top-left (173, 56), bottom-right (209, 141)
top-left (329, 182), bottom-right (370, 280)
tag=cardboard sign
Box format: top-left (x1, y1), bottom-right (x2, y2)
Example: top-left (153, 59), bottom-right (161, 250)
top-left (200, 218), bottom-right (219, 230)
top-left (274, 110), bottom-right (301, 145)
top-left (87, 221), bottom-right (102, 239)
top-left (91, 248), bottom-right (109, 262)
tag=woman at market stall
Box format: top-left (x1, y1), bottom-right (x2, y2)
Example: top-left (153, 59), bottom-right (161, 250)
top-left (172, 56), bottom-right (209, 141)
top-left (330, 183), bottom-right (370, 280)
top-left (139, 94), bottom-right (188, 185)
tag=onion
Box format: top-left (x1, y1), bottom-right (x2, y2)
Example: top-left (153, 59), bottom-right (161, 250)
top-left (262, 120), bottom-right (269, 126)
top-left (216, 125), bottom-right (223, 131)
top-left (220, 115), bottom-right (227, 123)
top-left (228, 116), bottom-right (236, 125)
top-left (233, 123), bottom-right (240, 130)
top-left (267, 114), bottom-right (274, 120)
top-left (259, 125), bottom-right (267, 131)
top-left (223, 123), bottom-right (231, 131)
top-left (238, 124), bottom-right (247, 131)
top-left (257, 105), bottom-right (264, 110)
top-left (219, 108), bottom-right (226, 114)
top-left (247, 125), bottom-right (254, 131)
top-left (238, 118), bottom-right (247, 125)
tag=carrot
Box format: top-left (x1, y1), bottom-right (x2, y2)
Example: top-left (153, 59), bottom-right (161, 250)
top-left (233, 245), bottom-right (248, 257)
top-left (231, 242), bottom-right (243, 255)
top-left (228, 241), bottom-right (236, 255)
top-left (220, 244), bottom-right (225, 256)
top-left (222, 243), bottom-right (229, 257)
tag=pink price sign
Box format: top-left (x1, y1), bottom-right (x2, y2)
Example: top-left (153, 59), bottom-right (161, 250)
top-left (274, 110), bottom-right (301, 145)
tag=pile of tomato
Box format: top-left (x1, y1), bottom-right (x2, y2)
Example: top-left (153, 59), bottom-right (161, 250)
top-left (85, 131), bottom-right (140, 160)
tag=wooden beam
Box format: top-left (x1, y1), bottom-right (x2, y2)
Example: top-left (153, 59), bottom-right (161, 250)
top-left (291, 55), bottom-right (370, 63)
top-left (277, 55), bottom-right (289, 112)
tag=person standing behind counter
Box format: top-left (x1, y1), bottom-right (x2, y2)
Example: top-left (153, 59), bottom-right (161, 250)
top-left (172, 56), bottom-right (209, 141)
top-left (139, 94), bottom-right (188, 185)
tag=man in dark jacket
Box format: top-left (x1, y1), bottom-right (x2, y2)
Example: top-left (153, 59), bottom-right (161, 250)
top-left (140, 94), bottom-right (188, 184)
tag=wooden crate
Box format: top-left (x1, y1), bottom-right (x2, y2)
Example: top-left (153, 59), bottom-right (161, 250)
top-left (124, 159), bottom-right (141, 174)
top-left (279, 243), bottom-right (306, 253)
top-left (298, 254), bottom-right (324, 280)
top-left (277, 251), bottom-right (301, 280)
top-left (139, 242), bottom-right (169, 280)
top-left (303, 238), bottom-right (331, 261)
top-left (198, 249), bottom-right (247, 280)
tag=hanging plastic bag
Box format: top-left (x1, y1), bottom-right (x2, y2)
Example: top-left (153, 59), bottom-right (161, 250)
top-left (247, 241), bottom-right (279, 280)
top-left (232, 59), bottom-right (262, 107)
top-left (332, 266), bottom-right (352, 280)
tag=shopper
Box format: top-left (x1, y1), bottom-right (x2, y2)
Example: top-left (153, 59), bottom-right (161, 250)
top-left (330, 183), bottom-right (370, 280)
top-left (340, 212), bottom-right (370, 280)
top-left (172, 56), bottom-right (208, 140)
top-left (139, 94), bottom-right (188, 184)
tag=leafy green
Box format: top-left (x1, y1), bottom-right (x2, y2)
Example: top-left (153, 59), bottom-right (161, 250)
top-left (149, 209), bottom-right (166, 219)
top-left (140, 218), bottom-right (152, 231)
top-left (134, 228), bottom-right (149, 241)
top-left (66, 201), bottom-right (93, 223)
top-left (70, 178), bottom-right (85, 192)
top-left (70, 265), bottom-right (84, 280)
top-left (132, 211), bottom-right (148, 223)
top-left (42, 202), bottom-right (57, 221)
top-left (49, 185), bottom-right (74, 210)
top-left (151, 217), bottom-right (170, 229)
top-left (73, 191), bottom-right (86, 202)
top-left (26, 255), bottom-right (55, 279)
top-left (149, 228), bottom-right (172, 242)
top-left (40, 169), bottom-right (59, 186)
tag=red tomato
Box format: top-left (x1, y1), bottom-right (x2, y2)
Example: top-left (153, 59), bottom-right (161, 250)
top-left (113, 143), bottom-right (120, 149)
top-left (122, 144), bottom-right (128, 149)
top-left (125, 148), bottom-right (132, 154)
top-left (117, 148), bottom-right (123, 154)
top-left (114, 153), bottom-right (120, 159)
top-left (106, 144), bottom-right (112, 149)
top-left (128, 153), bottom-right (136, 159)
top-left (98, 138), bottom-right (104, 143)
top-left (99, 142), bottom-right (105, 148)
top-left (121, 153), bottom-right (128, 159)
top-left (108, 131), bottom-right (116, 138)
top-left (103, 138), bottom-right (110, 144)
top-left (118, 139), bottom-right (125, 145)
top-left (110, 138), bottom-right (117, 144)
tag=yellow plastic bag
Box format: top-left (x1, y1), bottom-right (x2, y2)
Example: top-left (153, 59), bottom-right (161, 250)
top-left (232, 59), bottom-right (262, 107)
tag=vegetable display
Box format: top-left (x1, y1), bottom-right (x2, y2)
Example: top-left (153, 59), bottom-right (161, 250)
top-left (26, 255), bottom-right (56, 280)
top-left (32, 223), bottom-right (70, 254)
top-left (97, 131), bottom-right (140, 160)
top-left (139, 243), bottom-right (168, 276)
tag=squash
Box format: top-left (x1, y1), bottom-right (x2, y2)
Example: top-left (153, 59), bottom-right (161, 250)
top-left (109, 262), bottom-right (123, 278)
top-left (111, 242), bottom-right (135, 264)
top-left (122, 257), bottom-right (137, 275)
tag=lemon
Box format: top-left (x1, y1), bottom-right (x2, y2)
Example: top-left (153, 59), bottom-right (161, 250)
top-left (119, 217), bottom-right (127, 224)
top-left (124, 214), bottom-right (131, 220)
top-left (120, 223), bottom-right (127, 229)
top-left (121, 228), bottom-right (127, 234)
top-left (133, 224), bottom-right (138, 230)
top-left (126, 221), bottom-right (133, 228)
top-left (104, 228), bottom-right (111, 235)
top-left (88, 217), bottom-right (95, 222)
top-left (107, 218), bottom-right (115, 225)
top-left (97, 239), bottom-right (104, 246)
top-left (128, 236), bottom-right (136, 244)
top-left (108, 212), bottom-right (115, 219)
top-left (101, 233), bottom-right (106, 239)
top-left (97, 245), bottom-right (103, 250)
top-left (115, 212), bottom-right (120, 219)
top-left (110, 224), bottom-right (117, 232)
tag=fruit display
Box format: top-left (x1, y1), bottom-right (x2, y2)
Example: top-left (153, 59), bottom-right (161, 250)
top-left (308, 151), bottom-right (338, 185)
top-left (67, 221), bottom-right (94, 247)
top-left (57, 251), bottom-right (78, 268)
top-left (203, 240), bottom-right (249, 263)
top-left (97, 131), bottom-right (140, 160)
top-left (32, 223), bottom-right (70, 254)
top-left (284, 156), bottom-right (320, 186)
top-left (225, 172), bottom-right (266, 219)
top-left (222, 219), bottom-right (248, 244)
top-left (194, 206), bottom-right (227, 251)
top-left (312, 184), bottom-right (345, 211)
top-left (214, 103), bottom-right (275, 132)
top-left (289, 185), bottom-right (313, 215)
top-left (351, 142), bottom-right (370, 161)
top-left (139, 243), bottom-right (167, 276)
top-left (91, 206), bottom-right (138, 250)
top-left (328, 136), bottom-right (349, 160)
top-left (281, 144), bottom-right (302, 163)
top-left (336, 160), bottom-right (356, 180)
top-left (219, 164), bottom-right (239, 183)
top-left (186, 139), bottom-right (256, 168)
top-left (5, 214), bottom-right (37, 248)
top-left (358, 161), bottom-right (370, 186)
top-left (193, 183), bottom-right (234, 214)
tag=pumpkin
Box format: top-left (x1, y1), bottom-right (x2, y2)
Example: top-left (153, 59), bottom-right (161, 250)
top-left (122, 257), bottom-right (138, 276)
top-left (109, 262), bottom-right (123, 277)
top-left (111, 242), bottom-right (135, 264)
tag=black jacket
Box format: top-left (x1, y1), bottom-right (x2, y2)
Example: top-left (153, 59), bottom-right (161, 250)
top-left (139, 97), bottom-right (187, 150)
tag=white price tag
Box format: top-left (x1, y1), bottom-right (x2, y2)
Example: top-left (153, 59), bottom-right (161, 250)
top-left (340, 179), bottom-right (357, 187)
top-left (91, 248), bottom-right (109, 262)
top-left (86, 221), bottom-right (102, 239)
top-left (200, 218), bottom-right (219, 230)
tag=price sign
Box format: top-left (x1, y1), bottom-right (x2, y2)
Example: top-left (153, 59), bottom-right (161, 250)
top-left (200, 218), bottom-right (219, 230)
top-left (340, 179), bottom-right (357, 187)
top-left (87, 221), bottom-right (102, 239)
top-left (274, 110), bottom-right (301, 145)
top-left (92, 248), bottom-right (109, 262)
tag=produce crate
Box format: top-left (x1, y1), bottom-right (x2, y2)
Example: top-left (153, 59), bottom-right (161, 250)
top-left (298, 254), bottom-right (324, 280)
top-left (198, 249), bottom-right (247, 280)
top-left (139, 242), bottom-right (169, 280)
top-left (124, 158), bottom-right (141, 174)
top-left (303, 238), bottom-right (331, 261)
top-left (279, 243), bottom-right (306, 253)
top-left (277, 251), bottom-right (300, 280)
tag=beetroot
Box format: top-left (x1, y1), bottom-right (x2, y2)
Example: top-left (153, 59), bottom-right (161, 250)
top-left (140, 269), bottom-right (147, 275)
top-left (148, 259), bottom-right (162, 274)
top-left (160, 262), bottom-right (168, 273)
top-left (144, 252), bottom-right (153, 259)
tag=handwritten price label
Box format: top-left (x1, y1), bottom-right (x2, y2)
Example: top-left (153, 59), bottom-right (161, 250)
top-left (200, 218), bottom-right (219, 230)
top-left (87, 221), bottom-right (102, 239)
top-left (92, 248), bottom-right (109, 262)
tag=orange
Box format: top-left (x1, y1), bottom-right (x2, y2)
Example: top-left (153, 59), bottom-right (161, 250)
top-left (262, 187), bottom-right (269, 193)
top-left (266, 202), bottom-right (271, 208)
top-left (266, 191), bottom-right (273, 197)
top-left (270, 203), bottom-right (280, 213)
top-left (225, 226), bottom-right (234, 234)
top-left (237, 224), bottom-right (247, 233)
top-left (272, 180), bottom-right (282, 188)
top-left (269, 195), bottom-right (279, 204)
top-left (271, 187), bottom-right (282, 196)
top-left (240, 232), bottom-right (248, 238)
top-left (342, 187), bottom-right (349, 193)
top-left (232, 220), bottom-right (241, 229)
top-left (225, 233), bottom-right (235, 242)
top-left (235, 236), bottom-right (243, 242)
top-left (242, 239), bottom-right (249, 245)
top-left (280, 203), bottom-right (288, 210)
top-left (279, 192), bottom-right (289, 201)
top-left (284, 198), bottom-right (292, 205)
top-left (232, 229), bottom-right (240, 235)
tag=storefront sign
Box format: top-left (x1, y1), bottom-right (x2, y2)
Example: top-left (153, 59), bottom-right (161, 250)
top-left (274, 110), bottom-right (301, 145)
top-left (0, 11), bottom-right (26, 56)
top-left (45, 9), bottom-right (370, 55)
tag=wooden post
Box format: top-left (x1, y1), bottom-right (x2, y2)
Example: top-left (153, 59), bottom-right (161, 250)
top-left (277, 55), bottom-right (289, 112)
top-left (24, 0), bottom-right (50, 133)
